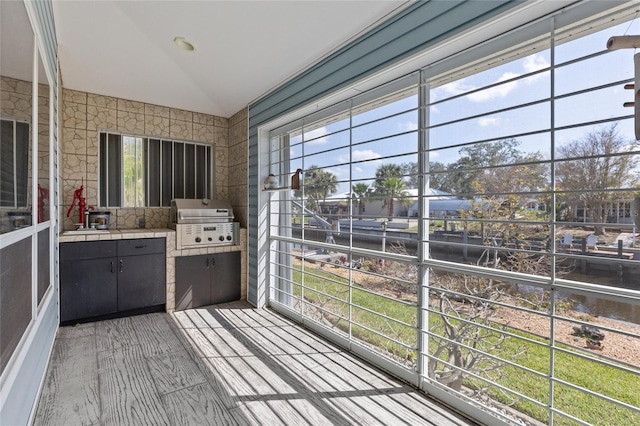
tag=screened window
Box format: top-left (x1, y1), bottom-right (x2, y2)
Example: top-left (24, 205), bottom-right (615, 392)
top-left (99, 131), bottom-right (213, 207)
top-left (266, 6), bottom-right (640, 426)
top-left (0, 119), bottom-right (30, 208)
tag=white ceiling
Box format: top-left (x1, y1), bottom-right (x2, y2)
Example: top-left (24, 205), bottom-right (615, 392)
top-left (52, 1), bottom-right (409, 118)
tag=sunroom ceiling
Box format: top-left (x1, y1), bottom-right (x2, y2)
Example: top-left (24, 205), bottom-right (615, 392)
top-left (52, 1), bottom-right (409, 118)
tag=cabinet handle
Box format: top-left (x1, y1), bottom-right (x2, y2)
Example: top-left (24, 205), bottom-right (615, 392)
top-left (206, 258), bottom-right (210, 268)
top-left (119, 259), bottom-right (123, 272)
top-left (211, 257), bottom-right (216, 268)
top-left (110, 261), bottom-right (114, 273)
top-left (135, 245), bottom-right (146, 249)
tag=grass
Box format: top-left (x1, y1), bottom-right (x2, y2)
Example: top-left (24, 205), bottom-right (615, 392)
top-left (290, 262), bottom-right (640, 426)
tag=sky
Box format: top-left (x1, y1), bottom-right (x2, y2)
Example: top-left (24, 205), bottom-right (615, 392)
top-left (284, 19), bottom-right (639, 197)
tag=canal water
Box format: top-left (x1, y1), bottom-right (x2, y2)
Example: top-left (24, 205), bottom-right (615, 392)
top-left (560, 272), bottom-right (640, 325)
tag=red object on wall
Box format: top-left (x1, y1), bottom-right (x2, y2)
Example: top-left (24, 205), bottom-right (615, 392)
top-left (66, 184), bottom-right (87, 226)
top-left (37, 184), bottom-right (49, 223)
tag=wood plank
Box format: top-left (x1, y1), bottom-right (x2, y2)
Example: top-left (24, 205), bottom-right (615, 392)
top-left (160, 382), bottom-right (242, 426)
top-left (35, 306), bottom-right (477, 426)
top-left (181, 327), bottom-right (255, 359)
top-left (386, 392), bottom-right (475, 426)
top-left (98, 353), bottom-right (170, 426)
top-left (268, 325), bottom-right (341, 354)
top-left (323, 395), bottom-right (413, 426)
top-left (131, 313), bottom-right (185, 357)
top-left (320, 351), bottom-right (405, 389)
top-left (95, 316), bottom-right (140, 352)
top-left (172, 309), bottom-right (213, 329)
top-left (202, 356), bottom-right (297, 403)
top-left (33, 370), bottom-right (100, 426)
top-left (98, 343), bottom-right (148, 373)
top-left (235, 398), bottom-right (350, 426)
top-left (237, 325), bottom-right (341, 356)
top-left (48, 335), bottom-right (97, 380)
top-left (146, 350), bottom-right (207, 395)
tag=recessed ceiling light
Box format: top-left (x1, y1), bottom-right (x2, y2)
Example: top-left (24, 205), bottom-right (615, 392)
top-left (174, 37), bottom-right (196, 52)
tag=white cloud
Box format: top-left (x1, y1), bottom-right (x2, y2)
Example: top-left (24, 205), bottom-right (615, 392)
top-left (523, 54), bottom-right (550, 84)
top-left (437, 53), bottom-right (549, 105)
top-left (337, 149), bottom-right (382, 163)
top-left (467, 72), bottom-right (520, 102)
top-left (304, 126), bottom-right (328, 145)
top-left (398, 121), bottom-right (418, 132)
top-left (440, 80), bottom-right (474, 96)
top-left (478, 117), bottom-right (502, 127)
top-left (523, 54), bottom-right (549, 73)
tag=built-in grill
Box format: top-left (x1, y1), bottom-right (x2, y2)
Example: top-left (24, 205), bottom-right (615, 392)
top-left (170, 199), bottom-right (239, 249)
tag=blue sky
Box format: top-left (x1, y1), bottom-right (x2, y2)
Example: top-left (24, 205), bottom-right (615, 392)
top-left (287, 19), bottom-right (639, 196)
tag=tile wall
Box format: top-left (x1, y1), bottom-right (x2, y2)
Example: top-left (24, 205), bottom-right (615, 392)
top-left (60, 89), bottom-right (239, 230)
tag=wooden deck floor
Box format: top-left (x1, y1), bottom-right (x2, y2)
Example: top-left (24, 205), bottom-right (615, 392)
top-left (34, 301), bottom-right (477, 426)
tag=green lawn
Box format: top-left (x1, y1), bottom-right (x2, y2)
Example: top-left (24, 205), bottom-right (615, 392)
top-left (291, 263), bottom-right (640, 426)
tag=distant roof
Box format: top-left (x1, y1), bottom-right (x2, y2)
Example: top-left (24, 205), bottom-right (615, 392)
top-left (323, 187), bottom-right (457, 202)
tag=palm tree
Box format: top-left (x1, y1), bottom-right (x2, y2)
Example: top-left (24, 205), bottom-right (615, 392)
top-left (373, 163), bottom-right (404, 194)
top-left (294, 165), bottom-right (338, 213)
top-left (351, 183), bottom-right (370, 219)
top-left (381, 177), bottom-right (407, 221)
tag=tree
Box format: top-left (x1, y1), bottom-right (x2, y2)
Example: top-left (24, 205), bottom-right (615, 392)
top-left (400, 161), bottom-right (460, 193)
top-left (380, 177), bottom-right (408, 221)
top-left (555, 124), bottom-right (640, 235)
top-left (373, 163), bottom-right (404, 194)
top-left (293, 165), bottom-right (338, 212)
top-left (351, 183), bottom-right (370, 219)
top-left (428, 271), bottom-right (518, 393)
top-left (401, 162), bottom-right (419, 189)
top-left (450, 138), bottom-right (547, 197)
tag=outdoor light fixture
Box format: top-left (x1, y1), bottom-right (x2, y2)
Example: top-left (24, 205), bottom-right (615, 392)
top-left (173, 36), bottom-right (196, 52)
top-left (606, 35), bottom-right (640, 139)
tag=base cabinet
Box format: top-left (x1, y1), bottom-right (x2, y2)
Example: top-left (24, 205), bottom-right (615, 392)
top-left (175, 251), bottom-right (240, 311)
top-left (60, 257), bottom-right (118, 321)
top-left (60, 238), bottom-right (166, 323)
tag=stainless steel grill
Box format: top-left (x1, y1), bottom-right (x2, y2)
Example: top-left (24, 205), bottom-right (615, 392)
top-left (170, 199), bottom-right (239, 249)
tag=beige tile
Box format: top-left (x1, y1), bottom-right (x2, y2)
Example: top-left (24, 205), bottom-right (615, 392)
top-left (192, 123), bottom-right (212, 143)
top-left (87, 93), bottom-right (117, 109)
top-left (62, 129), bottom-right (87, 155)
top-left (193, 112), bottom-right (211, 125)
top-left (117, 98), bottom-right (145, 114)
top-left (117, 111), bottom-right (145, 134)
top-left (145, 104), bottom-right (170, 118)
top-left (63, 89), bottom-right (87, 104)
top-left (62, 154), bottom-right (86, 181)
top-left (213, 116), bottom-right (228, 128)
top-left (1, 91), bottom-right (32, 120)
top-left (169, 119), bottom-right (192, 140)
top-left (1, 76), bottom-right (31, 95)
top-left (170, 108), bottom-right (192, 122)
top-left (63, 102), bottom-right (87, 130)
top-left (144, 115), bottom-right (170, 138)
top-left (87, 106), bottom-right (117, 131)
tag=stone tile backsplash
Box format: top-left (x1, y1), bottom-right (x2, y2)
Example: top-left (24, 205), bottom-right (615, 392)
top-left (60, 89), bottom-right (247, 230)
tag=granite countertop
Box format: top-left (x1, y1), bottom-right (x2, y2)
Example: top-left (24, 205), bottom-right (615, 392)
top-left (59, 228), bottom-right (175, 242)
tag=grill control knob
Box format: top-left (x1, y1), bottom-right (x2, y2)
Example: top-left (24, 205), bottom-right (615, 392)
top-left (208, 237), bottom-right (213, 242)
top-left (219, 236), bottom-right (225, 241)
top-left (226, 235), bottom-right (232, 241)
top-left (195, 237), bottom-right (201, 243)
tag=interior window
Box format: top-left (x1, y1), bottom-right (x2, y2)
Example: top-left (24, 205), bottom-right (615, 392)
top-left (99, 131), bottom-right (213, 207)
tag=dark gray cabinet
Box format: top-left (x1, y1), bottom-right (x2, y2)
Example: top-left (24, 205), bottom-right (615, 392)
top-left (116, 238), bottom-right (166, 311)
top-left (175, 251), bottom-right (240, 311)
top-left (60, 238), bottom-right (166, 323)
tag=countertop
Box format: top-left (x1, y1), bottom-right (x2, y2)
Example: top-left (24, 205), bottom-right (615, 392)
top-left (59, 228), bottom-right (175, 243)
